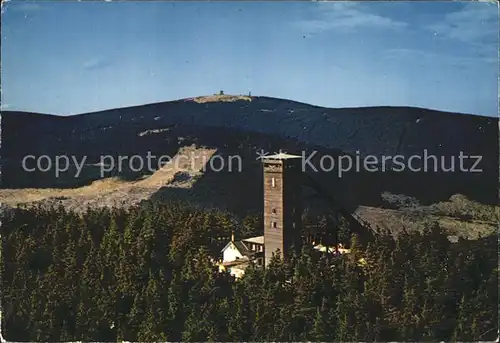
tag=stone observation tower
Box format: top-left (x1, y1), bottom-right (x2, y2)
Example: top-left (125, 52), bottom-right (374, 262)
top-left (261, 152), bottom-right (303, 267)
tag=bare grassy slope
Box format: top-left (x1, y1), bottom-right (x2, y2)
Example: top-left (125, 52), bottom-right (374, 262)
top-left (355, 193), bottom-right (499, 238)
top-left (355, 205), bottom-right (497, 238)
top-left (0, 145), bottom-right (216, 212)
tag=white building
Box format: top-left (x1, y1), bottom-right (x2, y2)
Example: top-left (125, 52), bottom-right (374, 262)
top-left (218, 234), bottom-right (265, 278)
top-left (217, 233), bottom-right (354, 279)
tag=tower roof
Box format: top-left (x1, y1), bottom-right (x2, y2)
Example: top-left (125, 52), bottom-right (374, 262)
top-left (241, 236), bottom-right (264, 245)
top-left (263, 152), bottom-right (302, 160)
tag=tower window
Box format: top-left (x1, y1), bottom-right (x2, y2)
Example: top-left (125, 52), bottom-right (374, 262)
top-left (272, 208), bottom-right (277, 214)
top-left (272, 221), bottom-right (277, 228)
top-left (271, 177), bottom-right (276, 187)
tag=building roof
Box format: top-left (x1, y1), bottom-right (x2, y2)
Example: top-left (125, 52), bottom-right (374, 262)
top-left (233, 241), bottom-right (251, 257)
top-left (263, 152), bottom-right (302, 160)
top-left (241, 236), bottom-right (264, 245)
top-left (313, 244), bottom-right (351, 254)
top-left (221, 258), bottom-right (251, 267)
top-left (221, 240), bottom-right (263, 260)
top-left (234, 241), bottom-right (263, 259)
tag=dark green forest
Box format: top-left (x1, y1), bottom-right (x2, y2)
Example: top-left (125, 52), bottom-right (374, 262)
top-left (1, 202), bottom-right (498, 342)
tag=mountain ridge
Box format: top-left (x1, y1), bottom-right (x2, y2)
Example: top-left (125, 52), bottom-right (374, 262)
top-left (2, 95), bottom-right (491, 118)
top-left (1, 95), bottom-right (498, 208)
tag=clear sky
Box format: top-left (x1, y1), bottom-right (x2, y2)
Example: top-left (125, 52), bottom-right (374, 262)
top-left (1, 1), bottom-right (498, 116)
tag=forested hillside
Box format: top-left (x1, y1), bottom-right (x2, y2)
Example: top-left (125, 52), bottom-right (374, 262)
top-left (2, 202), bottom-right (497, 342)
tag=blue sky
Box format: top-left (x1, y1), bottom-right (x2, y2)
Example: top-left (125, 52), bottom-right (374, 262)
top-left (1, 1), bottom-right (498, 116)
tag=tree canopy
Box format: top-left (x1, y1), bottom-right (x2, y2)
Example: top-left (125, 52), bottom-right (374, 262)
top-left (1, 202), bottom-right (497, 341)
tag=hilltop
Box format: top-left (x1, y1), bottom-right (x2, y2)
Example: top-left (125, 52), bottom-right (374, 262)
top-left (187, 94), bottom-right (253, 103)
